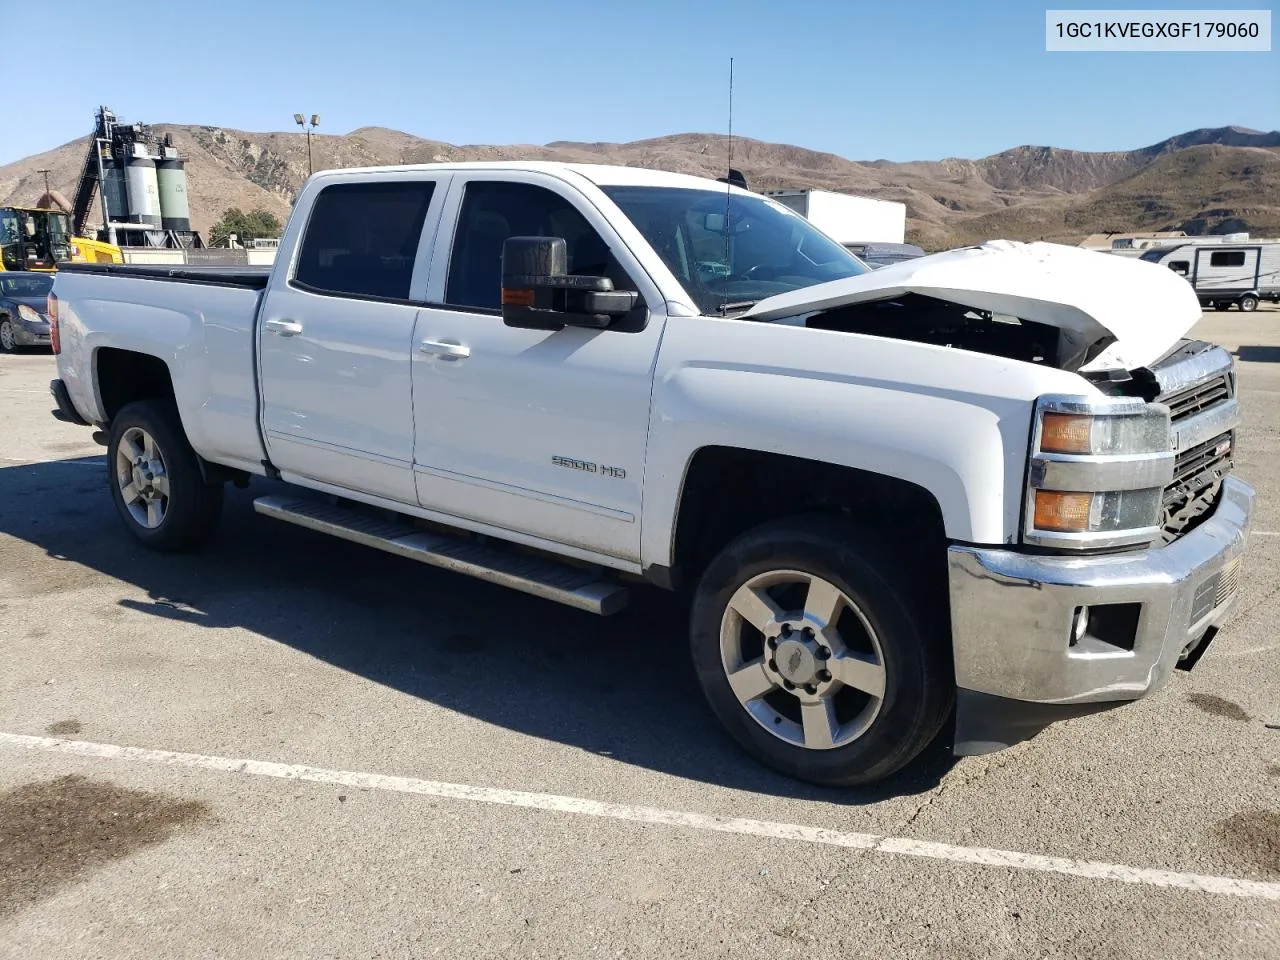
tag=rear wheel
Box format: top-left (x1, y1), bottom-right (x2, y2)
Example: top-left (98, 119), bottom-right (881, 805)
top-left (1213, 302), bottom-right (1230, 312)
top-left (689, 515), bottom-right (953, 786)
top-left (1240, 294), bottom-right (1259, 312)
top-left (106, 399), bottom-right (223, 551)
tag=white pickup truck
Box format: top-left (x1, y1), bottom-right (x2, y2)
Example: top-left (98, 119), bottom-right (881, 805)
top-left (48, 161), bottom-right (1254, 786)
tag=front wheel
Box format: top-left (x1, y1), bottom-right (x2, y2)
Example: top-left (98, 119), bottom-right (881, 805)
top-left (1240, 294), bottom-right (1259, 312)
top-left (689, 516), bottom-right (954, 786)
top-left (0, 317), bottom-right (16, 353)
top-left (106, 399), bottom-right (224, 551)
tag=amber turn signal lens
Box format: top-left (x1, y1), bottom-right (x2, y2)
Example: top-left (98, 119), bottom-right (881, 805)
top-left (501, 287), bottom-right (534, 307)
top-left (1040, 413), bottom-right (1093, 454)
top-left (1033, 491), bottom-right (1094, 532)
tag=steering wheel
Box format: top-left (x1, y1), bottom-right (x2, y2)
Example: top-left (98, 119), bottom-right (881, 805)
top-left (740, 263), bottom-right (779, 282)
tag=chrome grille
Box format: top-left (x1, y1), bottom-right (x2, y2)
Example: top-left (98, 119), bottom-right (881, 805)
top-left (1150, 342), bottom-right (1239, 544)
top-left (1163, 375), bottom-right (1230, 424)
top-left (1166, 432), bottom-right (1233, 504)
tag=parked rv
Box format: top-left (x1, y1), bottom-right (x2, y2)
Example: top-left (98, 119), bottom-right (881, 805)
top-left (1079, 231), bottom-right (1189, 258)
top-left (1140, 236), bottom-right (1280, 311)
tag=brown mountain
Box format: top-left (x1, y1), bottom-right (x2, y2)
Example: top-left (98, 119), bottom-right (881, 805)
top-left (2, 124), bottom-right (1276, 251)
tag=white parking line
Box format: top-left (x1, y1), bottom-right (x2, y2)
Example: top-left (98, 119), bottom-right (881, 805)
top-left (3, 732), bottom-right (1278, 902)
top-left (0, 456), bottom-right (101, 466)
top-left (1254, 531), bottom-right (1280, 537)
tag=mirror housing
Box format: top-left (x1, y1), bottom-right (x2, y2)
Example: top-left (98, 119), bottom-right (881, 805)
top-left (700, 212), bottom-right (751, 234)
top-left (501, 236), bottom-right (638, 331)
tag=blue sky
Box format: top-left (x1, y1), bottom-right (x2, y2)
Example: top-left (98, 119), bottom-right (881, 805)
top-left (0, 0), bottom-right (1275, 166)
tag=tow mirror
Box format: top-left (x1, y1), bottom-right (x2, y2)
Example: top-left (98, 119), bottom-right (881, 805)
top-left (500, 236), bottom-right (638, 331)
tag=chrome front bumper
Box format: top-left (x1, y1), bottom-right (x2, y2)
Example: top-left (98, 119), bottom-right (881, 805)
top-left (947, 476), bottom-right (1254, 750)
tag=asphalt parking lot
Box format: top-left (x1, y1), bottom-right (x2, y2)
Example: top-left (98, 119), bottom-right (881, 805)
top-left (1, 307), bottom-right (1278, 959)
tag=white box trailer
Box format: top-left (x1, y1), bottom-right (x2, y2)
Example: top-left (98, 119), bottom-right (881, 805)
top-left (763, 189), bottom-right (906, 246)
top-left (1139, 237), bottom-right (1280, 311)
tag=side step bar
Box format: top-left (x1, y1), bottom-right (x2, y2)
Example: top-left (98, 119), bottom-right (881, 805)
top-left (253, 495), bottom-right (630, 616)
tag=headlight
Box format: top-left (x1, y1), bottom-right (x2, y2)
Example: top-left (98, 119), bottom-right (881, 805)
top-left (1024, 396), bottom-right (1173, 550)
top-left (1039, 412), bottom-right (1170, 456)
top-left (17, 304), bottom-right (43, 324)
top-left (1032, 489), bottom-right (1165, 533)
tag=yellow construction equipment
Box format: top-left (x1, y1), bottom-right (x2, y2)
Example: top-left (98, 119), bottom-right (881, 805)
top-left (0, 203), bottom-right (122, 272)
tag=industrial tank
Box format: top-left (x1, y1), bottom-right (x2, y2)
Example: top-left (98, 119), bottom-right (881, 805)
top-left (124, 155), bottom-right (162, 227)
top-left (102, 160), bottom-right (129, 223)
top-left (156, 157), bottom-right (192, 232)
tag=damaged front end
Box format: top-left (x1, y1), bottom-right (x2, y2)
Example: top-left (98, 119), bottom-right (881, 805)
top-left (1088, 338), bottom-right (1240, 546)
top-left (946, 336), bottom-right (1249, 755)
top-left (741, 240), bottom-right (1254, 756)
top-left (792, 292), bottom-right (1094, 370)
top-left (744, 238), bottom-right (1206, 375)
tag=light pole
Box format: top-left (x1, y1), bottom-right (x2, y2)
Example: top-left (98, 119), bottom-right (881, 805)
top-left (293, 113), bottom-right (320, 176)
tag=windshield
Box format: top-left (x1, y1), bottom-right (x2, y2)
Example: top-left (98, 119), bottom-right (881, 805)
top-left (0, 274), bottom-right (53, 297)
top-left (599, 186), bottom-right (869, 315)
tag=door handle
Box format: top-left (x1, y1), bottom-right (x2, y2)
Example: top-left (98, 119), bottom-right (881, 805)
top-left (264, 318), bottom-right (303, 337)
top-left (419, 339), bottom-right (471, 360)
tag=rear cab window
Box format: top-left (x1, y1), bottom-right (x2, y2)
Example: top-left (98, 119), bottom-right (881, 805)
top-left (294, 181), bottom-right (437, 301)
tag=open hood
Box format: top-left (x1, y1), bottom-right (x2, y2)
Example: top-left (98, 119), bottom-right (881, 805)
top-left (743, 240), bottom-right (1203, 373)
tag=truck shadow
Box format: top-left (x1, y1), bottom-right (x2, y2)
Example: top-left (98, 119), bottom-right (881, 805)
top-left (0, 457), bottom-right (957, 804)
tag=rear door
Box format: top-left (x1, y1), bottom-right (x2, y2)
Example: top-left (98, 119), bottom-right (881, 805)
top-left (409, 172), bottom-right (666, 564)
top-left (1194, 247), bottom-right (1259, 295)
top-left (257, 174), bottom-right (450, 504)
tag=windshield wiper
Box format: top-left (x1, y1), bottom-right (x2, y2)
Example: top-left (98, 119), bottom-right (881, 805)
top-left (715, 299), bottom-right (759, 315)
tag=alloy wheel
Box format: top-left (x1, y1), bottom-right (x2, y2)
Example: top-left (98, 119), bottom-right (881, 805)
top-left (718, 569), bottom-right (887, 750)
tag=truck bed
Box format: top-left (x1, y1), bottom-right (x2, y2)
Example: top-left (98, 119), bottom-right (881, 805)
top-left (57, 261), bottom-right (272, 289)
top-left (51, 260), bottom-right (270, 477)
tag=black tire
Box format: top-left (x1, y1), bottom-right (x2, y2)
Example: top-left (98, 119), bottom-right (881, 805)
top-left (1213, 303), bottom-right (1229, 312)
top-left (106, 399), bottom-right (223, 551)
top-left (1240, 294), bottom-right (1258, 312)
top-left (0, 316), bottom-right (16, 353)
top-left (689, 515), bottom-right (954, 787)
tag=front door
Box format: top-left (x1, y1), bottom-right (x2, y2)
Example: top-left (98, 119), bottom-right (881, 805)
top-left (258, 175), bottom-right (449, 504)
top-left (410, 174), bottom-right (665, 563)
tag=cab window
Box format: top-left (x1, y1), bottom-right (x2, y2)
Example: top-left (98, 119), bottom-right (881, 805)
top-left (444, 181), bottom-right (636, 312)
top-left (294, 181), bottom-right (435, 300)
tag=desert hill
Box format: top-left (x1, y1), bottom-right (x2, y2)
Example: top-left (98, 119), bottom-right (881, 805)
top-left (2, 123), bottom-right (1276, 250)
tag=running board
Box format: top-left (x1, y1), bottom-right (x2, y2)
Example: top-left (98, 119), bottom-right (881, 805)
top-left (253, 495), bottom-right (630, 616)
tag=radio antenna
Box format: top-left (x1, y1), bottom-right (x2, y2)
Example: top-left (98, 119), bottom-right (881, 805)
top-left (723, 56), bottom-right (734, 269)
